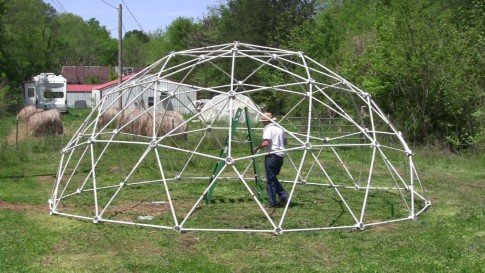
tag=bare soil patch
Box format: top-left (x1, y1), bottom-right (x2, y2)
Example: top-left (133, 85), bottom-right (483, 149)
top-left (104, 201), bottom-right (172, 221)
top-left (0, 200), bottom-right (47, 212)
top-left (38, 175), bottom-right (56, 184)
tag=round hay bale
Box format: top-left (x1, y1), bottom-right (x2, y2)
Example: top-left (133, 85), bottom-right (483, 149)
top-left (118, 108), bottom-right (143, 134)
top-left (164, 110), bottom-right (183, 119)
top-left (133, 111), bottom-right (162, 137)
top-left (169, 114), bottom-right (188, 140)
top-left (99, 107), bottom-right (120, 129)
top-left (135, 112), bottom-right (153, 137)
top-left (116, 109), bottom-right (187, 138)
top-left (18, 106), bottom-right (43, 123)
top-left (28, 109), bottom-right (63, 137)
top-left (153, 111), bottom-right (187, 139)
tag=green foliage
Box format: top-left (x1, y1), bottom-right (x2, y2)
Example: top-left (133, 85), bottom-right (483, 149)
top-left (288, 12), bottom-right (343, 66)
top-left (1, 0), bottom-right (57, 81)
top-left (345, 0), bottom-right (484, 148)
top-left (165, 17), bottom-right (204, 51)
top-left (288, 0), bottom-right (484, 148)
top-left (0, 76), bottom-right (22, 116)
top-left (208, 0), bottom-right (315, 46)
top-left (125, 30), bottom-right (150, 43)
top-left (145, 17), bottom-right (206, 64)
top-left (123, 32), bottom-right (149, 67)
top-left (54, 15), bottom-right (117, 66)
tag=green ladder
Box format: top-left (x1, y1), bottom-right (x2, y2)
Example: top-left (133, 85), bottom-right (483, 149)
top-left (204, 107), bottom-right (265, 204)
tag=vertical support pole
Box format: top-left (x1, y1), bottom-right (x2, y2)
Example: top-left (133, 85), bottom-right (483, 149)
top-left (227, 42), bottom-right (238, 158)
top-left (409, 155), bottom-right (415, 219)
top-left (51, 153), bottom-right (65, 212)
top-left (90, 143), bottom-right (100, 222)
top-left (117, 3), bottom-right (123, 109)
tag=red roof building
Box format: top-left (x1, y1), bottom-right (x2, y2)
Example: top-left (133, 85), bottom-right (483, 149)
top-left (93, 75), bottom-right (134, 92)
top-left (67, 84), bottom-right (98, 92)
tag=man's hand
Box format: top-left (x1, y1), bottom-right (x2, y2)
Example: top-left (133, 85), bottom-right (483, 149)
top-left (255, 140), bottom-right (270, 154)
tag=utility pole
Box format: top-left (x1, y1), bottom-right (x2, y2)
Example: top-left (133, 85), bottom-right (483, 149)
top-left (117, 3), bottom-right (123, 109)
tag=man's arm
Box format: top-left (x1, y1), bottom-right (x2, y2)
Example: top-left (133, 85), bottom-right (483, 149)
top-left (253, 139), bottom-right (270, 154)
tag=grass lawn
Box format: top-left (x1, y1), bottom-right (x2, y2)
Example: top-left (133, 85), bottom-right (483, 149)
top-left (0, 109), bottom-right (483, 272)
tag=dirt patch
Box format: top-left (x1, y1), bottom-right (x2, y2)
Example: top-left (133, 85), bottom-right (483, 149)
top-left (178, 233), bottom-right (200, 249)
top-left (367, 221), bottom-right (399, 232)
top-left (38, 175), bottom-right (56, 184)
top-left (108, 166), bottom-right (121, 173)
top-left (0, 200), bottom-right (47, 212)
top-left (104, 201), bottom-right (172, 221)
top-left (112, 201), bottom-right (171, 214)
top-left (41, 256), bottom-right (54, 266)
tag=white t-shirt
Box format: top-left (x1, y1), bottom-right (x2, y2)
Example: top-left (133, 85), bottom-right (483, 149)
top-left (262, 123), bottom-right (285, 157)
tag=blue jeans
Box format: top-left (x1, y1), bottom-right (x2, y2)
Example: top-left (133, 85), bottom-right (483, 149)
top-left (265, 155), bottom-right (287, 206)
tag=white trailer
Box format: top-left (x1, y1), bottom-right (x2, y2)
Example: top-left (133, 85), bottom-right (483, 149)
top-left (24, 73), bottom-right (68, 112)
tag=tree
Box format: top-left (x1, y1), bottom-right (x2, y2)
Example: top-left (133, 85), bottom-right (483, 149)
top-left (0, 0), bottom-right (6, 76)
top-left (320, 0), bottom-right (484, 148)
top-left (54, 15), bottom-right (117, 66)
top-left (146, 17), bottom-right (207, 65)
top-left (123, 30), bottom-right (150, 67)
top-left (208, 0), bottom-right (316, 46)
top-left (125, 30), bottom-right (149, 43)
top-left (1, 0), bottom-right (58, 81)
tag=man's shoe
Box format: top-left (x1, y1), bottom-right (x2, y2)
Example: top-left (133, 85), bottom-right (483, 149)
top-left (278, 198), bottom-right (288, 207)
top-left (265, 203), bottom-right (277, 208)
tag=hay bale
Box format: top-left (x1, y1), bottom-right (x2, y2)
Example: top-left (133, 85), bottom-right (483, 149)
top-left (135, 112), bottom-right (153, 136)
top-left (118, 108), bottom-right (144, 134)
top-left (116, 109), bottom-right (187, 139)
top-left (163, 110), bottom-right (182, 118)
top-left (18, 106), bottom-right (43, 123)
top-left (168, 113), bottom-right (188, 140)
top-left (28, 109), bottom-right (63, 137)
top-left (140, 111), bottom-right (187, 139)
top-left (99, 107), bottom-right (120, 129)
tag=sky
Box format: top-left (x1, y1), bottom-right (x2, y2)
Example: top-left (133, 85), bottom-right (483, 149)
top-left (47, 0), bottom-right (221, 37)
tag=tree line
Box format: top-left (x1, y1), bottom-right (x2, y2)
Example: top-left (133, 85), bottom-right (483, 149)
top-left (0, 0), bottom-right (483, 149)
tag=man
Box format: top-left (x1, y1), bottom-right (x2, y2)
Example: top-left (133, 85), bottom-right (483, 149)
top-left (253, 112), bottom-right (288, 208)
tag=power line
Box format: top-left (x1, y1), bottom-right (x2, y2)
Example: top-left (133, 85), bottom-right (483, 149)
top-left (99, 0), bottom-right (117, 9)
top-left (48, 0), bottom-right (63, 12)
top-left (54, 0), bottom-right (68, 13)
top-left (121, 0), bottom-right (144, 32)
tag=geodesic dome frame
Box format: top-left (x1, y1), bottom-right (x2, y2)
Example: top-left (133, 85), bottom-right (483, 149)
top-left (49, 42), bottom-right (430, 234)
